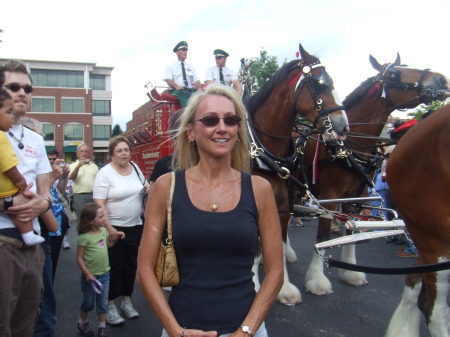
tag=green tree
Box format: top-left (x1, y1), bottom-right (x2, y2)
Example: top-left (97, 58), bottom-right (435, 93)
top-left (112, 123), bottom-right (123, 136)
top-left (407, 99), bottom-right (449, 120)
top-left (249, 48), bottom-right (284, 92)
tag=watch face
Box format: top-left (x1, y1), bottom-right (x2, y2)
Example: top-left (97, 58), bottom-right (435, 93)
top-left (5, 197), bottom-right (13, 202)
top-left (242, 326), bottom-right (250, 332)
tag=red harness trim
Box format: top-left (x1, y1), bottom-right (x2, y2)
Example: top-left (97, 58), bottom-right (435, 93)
top-left (393, 119), bottom-right (417, 133)
top-left (368, 82), bottom-right (382, 96)
top-left (289, 72), bottom-right (303, 87)
top-left (333, 212), bottom-right (379, 223)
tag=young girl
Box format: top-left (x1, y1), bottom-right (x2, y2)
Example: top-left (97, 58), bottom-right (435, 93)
top-left (76, 203), bottom-right (125, 337)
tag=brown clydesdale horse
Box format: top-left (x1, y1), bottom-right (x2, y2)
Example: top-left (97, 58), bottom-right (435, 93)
top-left (301, 55), bottom-right (450, 296)
top-left (247, 44), bottom-right (349, 305)
top-left (385, 104), bottom-right (450, 337)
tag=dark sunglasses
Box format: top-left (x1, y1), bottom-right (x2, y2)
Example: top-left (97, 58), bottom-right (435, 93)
top-left (215, 56), bottom-right (224, 60)
top-left (196, 115), bottom-right (241, 127)
top-left (5, 83), bottom-right (33, 94)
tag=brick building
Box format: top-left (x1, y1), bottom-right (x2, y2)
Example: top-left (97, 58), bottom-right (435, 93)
top-left (0, 58), bottom-right (114, 166)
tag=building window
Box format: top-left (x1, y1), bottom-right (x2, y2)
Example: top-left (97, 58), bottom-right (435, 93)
top-left (64, 124), bottom-right (83, 141)
top-left (89, 74), bottom-right (106, 90)
top-left (92, 100), bottom-right (111, 115)
top-left (62, 98), bottom-right (84, 113)
top-left (93, 125), bottom-right (110, 140)
top-left (42, 123), bottom-right (54, 141)
top-left (31, 69), bottom-right (84, 88)
top-left (32, 98), bottom-right (55, 112)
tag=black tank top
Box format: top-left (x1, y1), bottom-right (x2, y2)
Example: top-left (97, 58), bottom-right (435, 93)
top-left (169, 170), bottom-right (259, 335)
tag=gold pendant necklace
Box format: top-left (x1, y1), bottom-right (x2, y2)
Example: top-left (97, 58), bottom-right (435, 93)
top-left (201, 170), bottom-right (233, 212)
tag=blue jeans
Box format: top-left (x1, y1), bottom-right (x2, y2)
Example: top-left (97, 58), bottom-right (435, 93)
top-left (80, 272), bottom-right (110, 314)
top-left (34, 242), bottom-right (57, 337)
top-left (161, 322), bottom-right (268, 337)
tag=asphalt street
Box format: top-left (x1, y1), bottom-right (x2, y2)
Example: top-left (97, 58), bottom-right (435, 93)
top-left (53, 218), bottom-right (432, 337)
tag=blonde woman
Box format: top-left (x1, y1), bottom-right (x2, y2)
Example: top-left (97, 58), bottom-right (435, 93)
top-left (137, 84), bottom-right (283, 337)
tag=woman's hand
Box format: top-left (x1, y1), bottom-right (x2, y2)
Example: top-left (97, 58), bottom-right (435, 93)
top-left (107, 226), bottom-right (120, 241)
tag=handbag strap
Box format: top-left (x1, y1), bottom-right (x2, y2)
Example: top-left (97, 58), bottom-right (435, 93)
top-left (130, 161), bottom-right (146, 186)
top-left (166, 172), bottom-right (176, 242)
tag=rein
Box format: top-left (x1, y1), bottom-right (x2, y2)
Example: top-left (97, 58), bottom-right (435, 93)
top-left (326, 258), bottom-right (450, 275)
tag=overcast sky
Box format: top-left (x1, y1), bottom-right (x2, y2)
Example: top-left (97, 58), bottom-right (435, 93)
top-left (2, 0), bottom-right (449, 129)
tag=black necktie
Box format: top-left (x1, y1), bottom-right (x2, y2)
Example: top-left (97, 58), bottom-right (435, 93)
top-left (181, 62), bottom-right (188, 87)
top-left (219, 68), bottom-right (225, 85)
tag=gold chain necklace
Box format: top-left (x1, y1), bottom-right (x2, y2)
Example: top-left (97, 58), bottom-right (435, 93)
top-left (200, 170), bottom-right (233, 212)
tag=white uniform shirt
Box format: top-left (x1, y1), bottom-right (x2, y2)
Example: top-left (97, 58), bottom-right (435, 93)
top-left (205, 65), bottom-right (238, 86)
top-left (163, 60), bottom-right (200, 89)
top-left (93, 163), bottom-right (144, 227)
top-left (0, 125), bottom-right (52, 232)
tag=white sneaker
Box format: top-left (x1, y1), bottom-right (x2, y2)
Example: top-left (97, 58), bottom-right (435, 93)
top-left (120, 299), bottom-right (139, 319)
top-left (62, 236), bottom-right (71, 249)
top-left (106, 304), bottom-right (125, 325)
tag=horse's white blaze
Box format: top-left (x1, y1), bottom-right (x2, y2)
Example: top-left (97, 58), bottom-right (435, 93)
top-left (428, 257), bottom-right (450, 337)
top-left (385, 282), bottom-right (422, 337)
top-left (338, 244), bottom-right (368, 286)
top-left (305, 251), bottom-right (333, 295)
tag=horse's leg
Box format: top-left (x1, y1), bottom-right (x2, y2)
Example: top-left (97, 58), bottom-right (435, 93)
top-left (277, 241), bottom-right (302, 305)
top-left (337, 204), bottom-right (368, 286)
top-left (338, 243), bottom-right (368, 286)
top-left (421, 258), bottom-right (450, 337)
top-left (286, 234), bottom-right (298, 263)
top-left (305, 216), bottom-right (333, 295)
top-left (385, 273), bottom-right (422, 337)
top-left (252, 253), bottom-right (262, 292)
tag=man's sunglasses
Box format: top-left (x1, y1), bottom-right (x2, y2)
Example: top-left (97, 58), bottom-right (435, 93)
top-left (195, 115), bottom-right (241, 127)
top-left (5, 83), bottom-right (33, 94)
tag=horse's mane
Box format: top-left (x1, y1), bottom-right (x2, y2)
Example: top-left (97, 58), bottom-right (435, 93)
top-left (342, 76), bottom-right (377, 109)
top-left (246, 59), bottom-right (300, 116)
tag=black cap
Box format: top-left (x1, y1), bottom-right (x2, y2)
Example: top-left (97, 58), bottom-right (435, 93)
top-left (173, 41), bottom-right (188, 52)
top-left (214, 49), bottom-right (229, 58)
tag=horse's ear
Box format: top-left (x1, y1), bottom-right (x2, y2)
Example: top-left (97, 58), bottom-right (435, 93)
top-left (369, 55), bottom-right (382, 72)
top-left (299, 44), bottom-right (310, 61)
top-left (395, 52), bottom-right (401, 65)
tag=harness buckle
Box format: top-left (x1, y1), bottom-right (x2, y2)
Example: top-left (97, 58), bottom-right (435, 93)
top-left (277, 167), bottom-right (290, 180)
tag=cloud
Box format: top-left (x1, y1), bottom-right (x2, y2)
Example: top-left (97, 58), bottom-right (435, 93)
top-left (2, 0), bottom-right (449, 127)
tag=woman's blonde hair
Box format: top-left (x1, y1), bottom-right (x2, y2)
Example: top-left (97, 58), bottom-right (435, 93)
top-left (172, 83), bottom-right (250, 173)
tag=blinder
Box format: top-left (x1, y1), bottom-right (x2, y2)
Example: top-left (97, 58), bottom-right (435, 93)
top-left (312, 71), bottom-right (334, 94)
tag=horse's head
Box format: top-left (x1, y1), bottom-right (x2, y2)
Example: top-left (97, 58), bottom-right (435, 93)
top-left (293, 44), bottom-right (349, 142)
top-left (369, 54), bottom-right (450, 108)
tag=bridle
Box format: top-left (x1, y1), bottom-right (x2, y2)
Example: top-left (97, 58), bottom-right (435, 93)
top-left (291, 62), bottom-right (344, 133)
top-left (327, 63), bottom-right (449, 192)
top-left (376, 63), bottom-right (448, 104)
top-left (247, 60), bottom-right (344, 185)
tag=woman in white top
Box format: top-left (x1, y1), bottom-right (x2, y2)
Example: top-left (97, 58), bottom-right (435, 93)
top-left (93, 136), bottom-right (149, 326)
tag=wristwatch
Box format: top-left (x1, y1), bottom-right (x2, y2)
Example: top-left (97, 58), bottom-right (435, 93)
top-left (3, 196), bottom-right (13, 211)
top-left (240, 325), bottom-right (253, 336)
